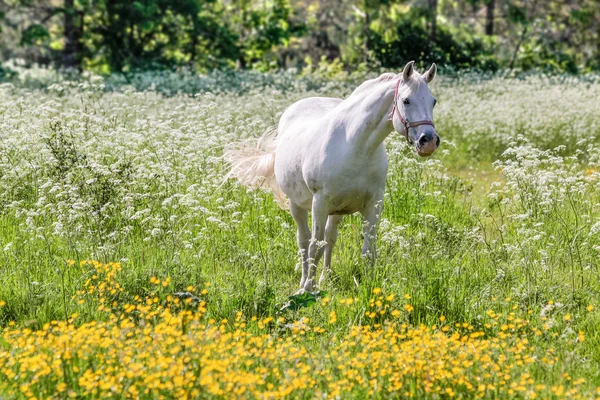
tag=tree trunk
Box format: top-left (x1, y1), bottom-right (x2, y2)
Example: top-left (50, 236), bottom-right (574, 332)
top-left (597, 12), bottom-right (600, 58)
top-left (363, 0), bottom-right (370, 62)
top-left (509, 0), bottom-right (539, 70)
top-left (485, 0), bottom-right (495, 36)
top-left (63, 0), bottom-right (79, 69)
top-left (428, 0), bottom-right (438, 42)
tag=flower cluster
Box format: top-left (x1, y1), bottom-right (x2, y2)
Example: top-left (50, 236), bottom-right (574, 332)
top-left (1, 70), bottom-right (600, 399)
top-left (0, 261), bottom-right (596, 399)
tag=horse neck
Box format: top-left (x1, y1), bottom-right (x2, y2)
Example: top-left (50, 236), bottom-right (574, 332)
top-left (344, 79), bottom-right (397, 153)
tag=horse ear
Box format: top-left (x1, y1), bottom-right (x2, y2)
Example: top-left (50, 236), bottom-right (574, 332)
top-left (424, 63), bottom-right (437, 83)
top-left (402, 61), bottom-right (415, 82)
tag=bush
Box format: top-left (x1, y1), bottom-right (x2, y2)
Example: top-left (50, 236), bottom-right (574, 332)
top-left (368, 11), bottom-right (498, 72)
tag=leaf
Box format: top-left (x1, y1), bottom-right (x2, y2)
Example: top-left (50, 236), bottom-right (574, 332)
top-left (20, 24), bottom-right (50, 46)
top-left (279, 290), bottom-right (327, 312)
top-left (507, 3), bottom-right (527, 25)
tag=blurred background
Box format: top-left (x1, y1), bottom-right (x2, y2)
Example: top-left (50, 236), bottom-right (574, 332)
top-left (0, 0), bottom-right (598, 75)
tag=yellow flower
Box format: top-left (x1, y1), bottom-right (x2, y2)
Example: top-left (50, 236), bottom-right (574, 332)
top-left (586, 305), bottom-right (593, 312)
top-left (329, 311), bottom-right (337, 324)
top-left (2, 259), bottom-right (593, 400)
top-left (564, 314), bottom-right (571, 321)
top-left (372, 288), bottom-right (382, 294)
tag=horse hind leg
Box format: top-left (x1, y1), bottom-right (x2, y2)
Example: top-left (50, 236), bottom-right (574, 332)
top-left (290, 202), bottom-right (311, 289)
top-left (318, 215), bottom-right (343, 287)
top-left (304, 195), bottom-right (329, 292)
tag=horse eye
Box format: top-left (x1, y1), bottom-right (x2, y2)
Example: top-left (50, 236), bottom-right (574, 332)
top-left (433, 99), bottom-right (437, 106)
top-left (403, 98), bottom-right (410, 105)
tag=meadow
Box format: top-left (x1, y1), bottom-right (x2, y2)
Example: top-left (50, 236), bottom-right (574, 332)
top-left (1, 67), bottom-right (600, 398)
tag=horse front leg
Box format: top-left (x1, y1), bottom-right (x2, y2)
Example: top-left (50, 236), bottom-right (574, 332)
top-left (361, 198), bottom-right (383, 265)
top-left (290, 202), bottom-right (311, 289)
top-left (305, 195), bottom-right (328, 292)
top-left (319, 215), bottom-right (343, 287)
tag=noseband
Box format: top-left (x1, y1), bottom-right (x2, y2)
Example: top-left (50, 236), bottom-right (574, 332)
top-left (391, 79), bottom-right (435, 144)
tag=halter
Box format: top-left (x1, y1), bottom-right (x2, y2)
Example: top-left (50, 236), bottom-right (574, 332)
top-left (391, 79), bottom-right (435, 144)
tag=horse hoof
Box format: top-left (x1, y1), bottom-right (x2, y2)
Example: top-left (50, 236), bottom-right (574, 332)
top-left (318, 268), bottom-right (331, 288)
top-left (303, 279), bottom-right (315, 292)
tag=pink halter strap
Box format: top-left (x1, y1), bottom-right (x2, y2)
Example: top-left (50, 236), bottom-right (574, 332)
top-left (391, 79), bottom-right (435, 143)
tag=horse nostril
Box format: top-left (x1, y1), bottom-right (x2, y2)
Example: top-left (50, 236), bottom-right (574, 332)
top-left (436, 136), bottom-right (440, 147)
top-left (419, 132), bottom-right (436, 146)
top-left (419, 134), bottom-right (430, 146)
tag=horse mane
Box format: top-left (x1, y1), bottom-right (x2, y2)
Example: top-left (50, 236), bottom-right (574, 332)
top-left (348, 73), bottom-right (397, 98)
top-left (348, 71), bottom-right (422, 98)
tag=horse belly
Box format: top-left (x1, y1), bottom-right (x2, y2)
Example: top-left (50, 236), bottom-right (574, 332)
top-left (322, 149), bottom-right (388, 215)
top-left (326, 183), bottom-right (381, 215)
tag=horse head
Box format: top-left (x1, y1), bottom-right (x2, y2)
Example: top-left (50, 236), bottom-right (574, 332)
top-left (392, 61), bottom-right (440, 157)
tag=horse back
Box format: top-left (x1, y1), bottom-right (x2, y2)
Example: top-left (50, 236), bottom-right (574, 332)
top-left (277, 97), bottom-right (342, 137)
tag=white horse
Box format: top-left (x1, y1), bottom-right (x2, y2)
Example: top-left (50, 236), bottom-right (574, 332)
top-left (226, 61), bottom-right (439, 292)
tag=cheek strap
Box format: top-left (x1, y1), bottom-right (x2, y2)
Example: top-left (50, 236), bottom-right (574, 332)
top-left (391, 79), bottom-right (435, 143)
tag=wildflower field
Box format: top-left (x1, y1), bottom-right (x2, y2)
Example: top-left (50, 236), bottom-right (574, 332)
top-left (1, 68), bottom-right (600, 398)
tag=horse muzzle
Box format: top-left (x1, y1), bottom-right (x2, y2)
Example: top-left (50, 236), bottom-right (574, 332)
top-left (416, 131), bottom-right (440, 157)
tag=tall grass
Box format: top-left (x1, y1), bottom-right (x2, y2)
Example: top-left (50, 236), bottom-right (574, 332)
top-left (1, 70), bottom-right (600, 396)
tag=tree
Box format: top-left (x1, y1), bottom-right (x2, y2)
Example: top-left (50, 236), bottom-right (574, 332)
top-left (226, 0), bottom-right (306, 70)
top-left (62, 0), bottom-right (81, 69)
top-left (428, 0), bottom-right (438, 41)
top-left (1, 0), bottom-right (600, 73)
top-left (485, 0), bottom-right (494, 36)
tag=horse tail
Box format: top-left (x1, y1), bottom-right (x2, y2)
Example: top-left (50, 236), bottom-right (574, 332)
top-left (224, 126), bottom-right (288, 209)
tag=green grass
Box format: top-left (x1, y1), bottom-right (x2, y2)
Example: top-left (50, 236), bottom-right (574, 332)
top-left (1, 71), bottom-right (600, 397)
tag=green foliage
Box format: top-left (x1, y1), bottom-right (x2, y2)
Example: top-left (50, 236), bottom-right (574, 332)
top-left (368, 10), bottom-right (498, 71)
top-left (518, 41), bottom-right (579, 74)
top-left (229, 0), bottom-right (307, 70)
top-left (279, 290), bottom-right (327, 312)
top-left (0, 65), bottom-right (15, 80)
top-left (82, 0), bottom-right (239, 71)
top-left (1, 0), bottom-right (599, 74)
top-left (506, 2), bottom-right (527, 24)
top-left (20, 24), bottom-right (50, 46)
